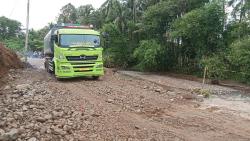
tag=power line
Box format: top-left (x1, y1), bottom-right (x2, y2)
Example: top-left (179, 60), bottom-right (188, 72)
top-left (9, 0), bottom-right (19, 18)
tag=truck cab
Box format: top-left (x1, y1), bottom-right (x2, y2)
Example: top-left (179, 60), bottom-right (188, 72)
top-left (44, 24), bottom-right (104, 79)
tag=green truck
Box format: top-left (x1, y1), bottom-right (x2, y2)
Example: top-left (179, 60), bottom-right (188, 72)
top-left (44, 24), bottom-right (104, 79)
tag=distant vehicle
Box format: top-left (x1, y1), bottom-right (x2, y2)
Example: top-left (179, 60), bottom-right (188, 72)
top-left (44, 24), bottom-right (104, 79)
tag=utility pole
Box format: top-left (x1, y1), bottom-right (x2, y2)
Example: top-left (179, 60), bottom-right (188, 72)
top-left (24, 0), bottom-right (30, 62)
top-left (223, 0), bottom-right (226, 31)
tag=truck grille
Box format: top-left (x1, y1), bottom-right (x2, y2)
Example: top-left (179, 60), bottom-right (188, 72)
top-left (70, 62), bottom-right (95, 65)
top-left (66, 55), bottom-right (98, 61)
top-left (73, 66), bottom-right (93, 72)
top-left (72, 65), bottom-right (94, 72)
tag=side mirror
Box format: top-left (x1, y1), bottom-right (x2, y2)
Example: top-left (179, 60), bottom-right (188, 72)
top-left (51, 35), bottom-right (58, 43)
top-left (101, 32), bottom-right (109, 38)
top-left (101, 32), bottom-right (110, 48)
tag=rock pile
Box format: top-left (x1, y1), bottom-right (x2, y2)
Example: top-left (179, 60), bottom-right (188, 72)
top-left (0, 78), bottom-right (89, 140)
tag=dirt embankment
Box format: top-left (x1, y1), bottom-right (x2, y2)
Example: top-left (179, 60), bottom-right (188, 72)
top-left (0, 43), bottom-right (23, 77)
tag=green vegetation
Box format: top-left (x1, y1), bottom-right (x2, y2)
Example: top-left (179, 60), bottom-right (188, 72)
top-left (133, 40), bottom-right (162, 71)
top-left (1, 0), bottom-right (250, 83)
top-left (0, 16), bottom-right (24, 51)
top-left (0, 16), bottom-right (51, 52)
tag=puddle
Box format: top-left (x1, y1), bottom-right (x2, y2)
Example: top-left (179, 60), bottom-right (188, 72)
top-left (200, 92), bottom-right (250, 120)
top-left (28, 58), bottom-right (44, 69)
top-left (119, 71), bottom-right (250, 119)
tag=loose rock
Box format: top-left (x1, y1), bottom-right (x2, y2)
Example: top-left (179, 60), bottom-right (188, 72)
top-left (0, 128), bottom-right (19, 141)
top-left (15, 84), bottom-right (30, 91)
top-left (154, 88), bottom-right (162, 93)
top-left (182, 93), bottom-right (196, 99)
top-left (106, 99), bottom-right (114, 103)
top-left (196, 95), bottom-right (204, 102)
top-left (3, 85), bottom-right (11, 90)
top-left (52, 127), bottom-right (66, 136)
top-left (36, 117), bottom-right (47, 123)
top-left (28, 137), bottom-right (37, 141)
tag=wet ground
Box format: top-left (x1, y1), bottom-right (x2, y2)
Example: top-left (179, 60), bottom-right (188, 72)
top-left (120, 71), bottom-right (250, 120)
top-left (202, 93), bottom-right (250, 120)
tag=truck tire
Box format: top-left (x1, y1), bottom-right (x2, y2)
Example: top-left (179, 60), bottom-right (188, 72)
top-left (56, 77), bottom-right (63, 81)
top-left (44, 58), bottom-right (53, 74)
top-left (44, 61), bottom-right (47, 70)
top-left (92, 76), bottom-right (99, 80)
top-left (49, 61), bottom-right (54, 74)
top-left (46, 61), bottom-right (53, 74)
top-left (48, 67), bottom-right (53, 74)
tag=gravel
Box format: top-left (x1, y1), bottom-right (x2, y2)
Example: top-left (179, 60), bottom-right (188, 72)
top-left (0, 66), bottom-right (250, 140)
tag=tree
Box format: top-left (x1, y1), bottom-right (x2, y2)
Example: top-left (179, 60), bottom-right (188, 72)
top-left (0, 16), bottom-right (24, 51)
top-left (77, 4), bottom-right (94, 24)
top-left (88, 9), bottom-right (105, 29)
top-left (57, 3), bottom-right (77, 24)
top-left (122, 0), bottom-right (140, 23)
top-left (29, 29), bottom-right (43, 51)
top-left (4, 38), bottom-right (24, 51)
top-left (226, 21), bottom-right (250, 44)
top-left (101, 0), bottom-right (123, 22)
top-left (101, 23), bottom-right (131, 68)
top-left (171, 2), bottom-right (225, 71)
top-left (26, 23), bottom-right (51, 51)
top-left (228, 0), bottom-right (250, 22)
top-left (0, 16), bottom-right (22, 40)
top-left (36, 23), bottom-right (51, 40)
top-left (228, 37), bottom-right (250, 83)
top-left (142, 0), bottom-right (209, 40)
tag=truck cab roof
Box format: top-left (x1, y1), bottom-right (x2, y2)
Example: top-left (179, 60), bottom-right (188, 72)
top-left (57, 28), bottom-right (100, 35)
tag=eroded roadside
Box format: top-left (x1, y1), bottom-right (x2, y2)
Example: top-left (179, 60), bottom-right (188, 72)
top-left (119, 71), bottom-right (250, 120)
top-left (0, 67), bottom-right (250, 141)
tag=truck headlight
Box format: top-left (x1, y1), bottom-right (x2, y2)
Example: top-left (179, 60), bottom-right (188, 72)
top-left (99, 54), bottom-right (103, 59)
top-left (61, 66), bottom-right (71, 70)
top-left (58, 54), bottom-right (65, 60)
top-left (96, 64), bottom-right (103, 68)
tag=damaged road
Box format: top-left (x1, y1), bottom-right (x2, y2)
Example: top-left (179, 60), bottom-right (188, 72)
top-left (0, 59), bottom-right (250, 141)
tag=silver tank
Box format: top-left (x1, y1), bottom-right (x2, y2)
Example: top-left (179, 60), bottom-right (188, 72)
top-left (44, 29), bottom-right (56, 56)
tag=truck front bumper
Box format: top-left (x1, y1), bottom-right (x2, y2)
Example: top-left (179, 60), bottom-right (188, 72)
top-left (54, 61), bottom-right (104, 78)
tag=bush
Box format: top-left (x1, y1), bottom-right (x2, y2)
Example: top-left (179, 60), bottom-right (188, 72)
top-left (101, 23), bottom-right (133, 68)
top-left (228, 37), bottom-right (250, 83)
top-left (133, 39), bottom-right (162, 71)
top-left (201, 55), bottom-right (228, 80)
top-left (225, 21), bottom-right (250, 45)
top-left (3, 38), bottom-right (24, 51)
top-left (200, 37), bottom-right (250, 84)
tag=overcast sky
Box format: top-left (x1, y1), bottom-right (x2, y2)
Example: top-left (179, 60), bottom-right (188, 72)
top-left (0, 0), bottom-right (106, 30)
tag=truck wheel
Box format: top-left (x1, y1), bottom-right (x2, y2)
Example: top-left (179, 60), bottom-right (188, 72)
top-left (47, 65), bottom-right (53, 74)
top-left (47, 61), bottom-right (54, 74)
top-left (92, 76), bottom-right (99, 80)
top-left (56, 77), bottom-right (63, 81)
top-left (44, 62), bottom-right (47, 70)
top-left (45, 59), bottom-right (53, 73)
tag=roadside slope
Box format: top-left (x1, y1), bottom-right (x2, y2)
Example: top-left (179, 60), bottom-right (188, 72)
top-left (0, 43), bottom-right (23, 77)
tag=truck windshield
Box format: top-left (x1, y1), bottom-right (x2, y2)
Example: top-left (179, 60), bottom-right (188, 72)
top-left (60, 34), bottom-right (100, 47)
